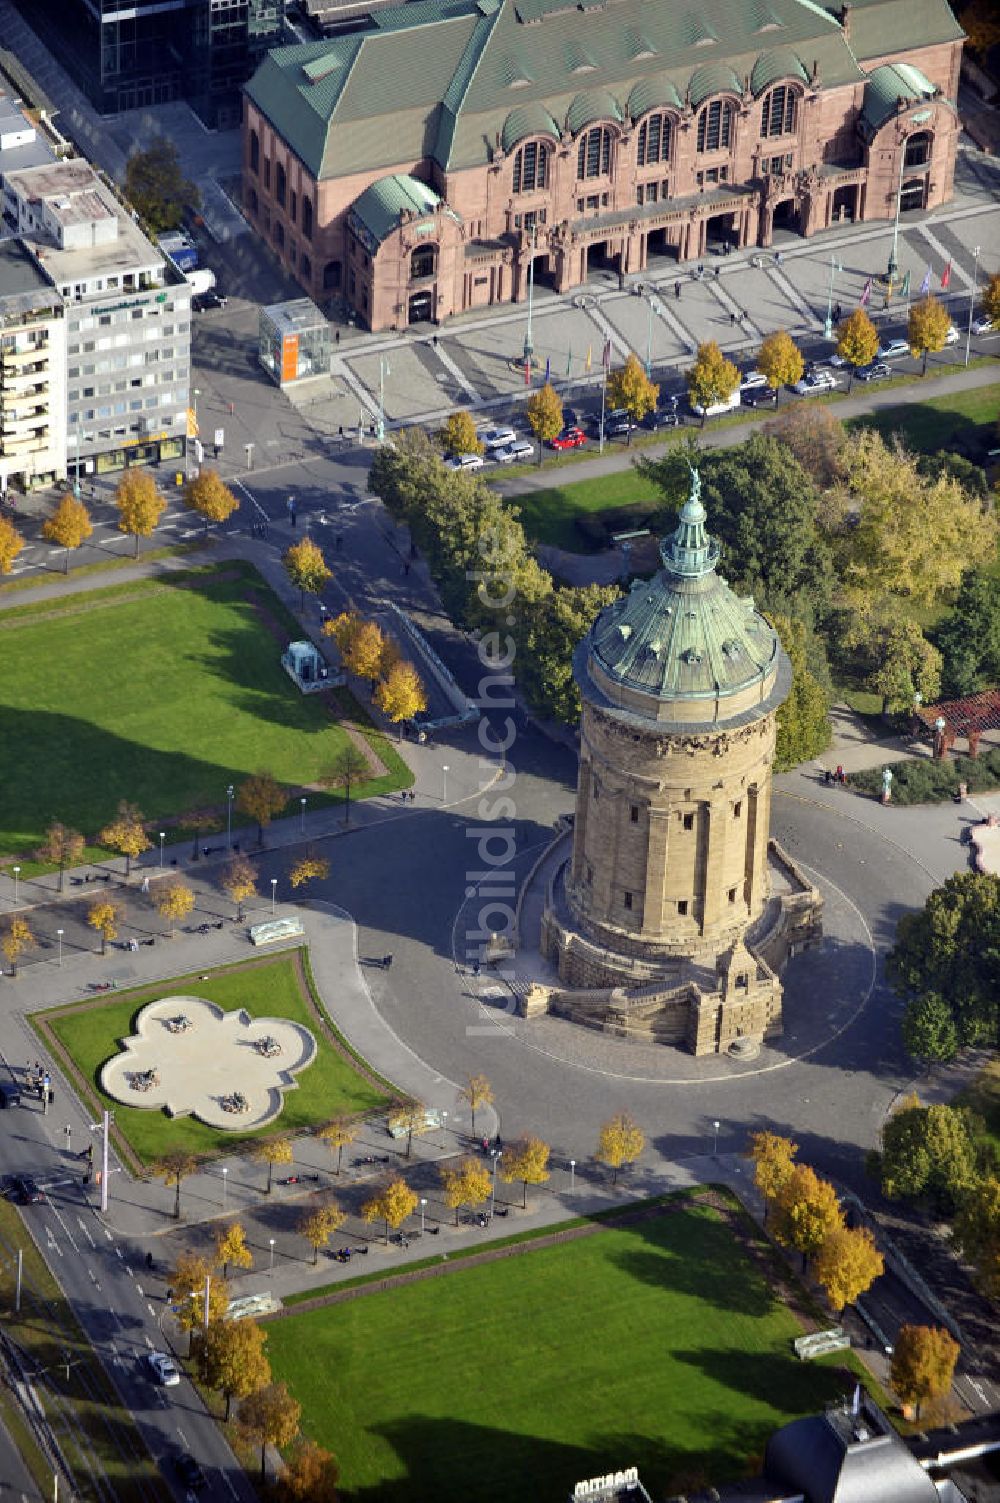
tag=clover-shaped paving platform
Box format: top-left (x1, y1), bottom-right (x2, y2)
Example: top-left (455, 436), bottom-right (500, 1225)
top-left (99, 996), bottom-right (318, 1131)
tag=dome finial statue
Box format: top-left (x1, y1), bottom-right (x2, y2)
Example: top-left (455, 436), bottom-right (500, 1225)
top-left (686, 461), bottom-right (701, 508)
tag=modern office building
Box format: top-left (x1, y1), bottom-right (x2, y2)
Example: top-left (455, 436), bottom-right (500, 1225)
top-left (0, 238), bottom-right (66, 492)
top-left (5, 159), bottom-right (191, 479)
top-left (243, 0), bottom-right (964, 329)
top-left (11, 0), bottom-right (285, 129)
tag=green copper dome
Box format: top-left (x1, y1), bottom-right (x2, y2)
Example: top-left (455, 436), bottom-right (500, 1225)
top-left (578, 470), bottom-right (786, 724)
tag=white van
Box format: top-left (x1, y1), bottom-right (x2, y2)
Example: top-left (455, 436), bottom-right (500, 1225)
top-left (690, 389), bottom-right (742, 419)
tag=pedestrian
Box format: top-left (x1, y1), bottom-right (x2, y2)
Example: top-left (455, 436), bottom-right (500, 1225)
top-left (674, 281), bottom-right (681, 300)
top-left (383, 954), bottom-right (393, 969)
top-left (835, 764), bottom-right (845, 785)
top-left (335, 329), bottom-right (341, 346)
top-left (146, 1251), bottom-right (153, 1270)
top-left (730, 311), bottom-right (736, 326)
top-left (338, 424), bottom-right (344, 441)
top-left (775, 250), bottom-right (783, 267)
top-left (472, 959), bottom-right (481, 977)
top-left (141, 875), bottom-right (150, 894)
top-left (715, 266), bottom-right (720, 280)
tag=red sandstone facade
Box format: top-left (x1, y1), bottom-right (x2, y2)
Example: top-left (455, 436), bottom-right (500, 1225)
top-left (243, 17), bottom-right (963, 332)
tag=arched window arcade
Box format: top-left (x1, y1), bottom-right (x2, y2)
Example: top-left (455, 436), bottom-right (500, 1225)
top-left (513, 140), bottom-right (550, 194)
top-left (696, 98), bottom-right (734, 153)
top-left (637, 112), bottom-right (673, 167)
top-left (577, 125), bottom-right (612, 179)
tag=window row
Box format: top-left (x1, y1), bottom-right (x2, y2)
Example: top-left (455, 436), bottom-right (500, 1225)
top-left (510, 86), bottom-right (800, 194)
top-left (247, 134), bottom-right (314, 238)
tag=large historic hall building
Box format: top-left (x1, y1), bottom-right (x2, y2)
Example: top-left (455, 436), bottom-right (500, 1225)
top-left (242, 0), bottom-right (964, 330)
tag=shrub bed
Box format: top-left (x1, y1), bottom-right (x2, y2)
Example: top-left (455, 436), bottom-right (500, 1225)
top-left (850, 747), bottom-right (1000, 804)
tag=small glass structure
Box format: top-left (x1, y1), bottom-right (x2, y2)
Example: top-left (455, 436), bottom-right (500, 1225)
top-left (258, 299), bottom-right (330, 387)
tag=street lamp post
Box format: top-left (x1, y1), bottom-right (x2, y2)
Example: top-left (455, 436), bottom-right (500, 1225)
top-left (491, 1149), bottom-right (502, 1210)
top-left (569, 1158), bottom-right (576, 1193)
top-left (965, 244), bottom-right (981, 369)
top-left (270, 878), bottom-right (278, 916)
top-left (823, 255), bottom-right (841, 339)
top-left (56, 929), bottom-right (63, 968)
top-left (159, 831), bottom-right (165, 869)
top-left (269, 1238), bottom-right (275, 1272)
top-left (442, 764), bottom-right (449, 804)
top-left (300, 796), bottom-right (307, 835)
top-left (645, 293), bottom-right (653, 377)
top-left (221, 1166), bottom-right (228, 1209)
top-left (376, 356), bottom-right (390, 443)
top-left (522, 224), bottom-right (537, 367)
top-left (712, 1119), bottom-right (720, 1157)
top-left (420, 1197), bottom-right (427, 1234)
top-left (226, 784), bottom-right (234, 850)
top-left (887, 152), bottom-right (904, 280)
top-left (12, 865), bottom-right (20, 905)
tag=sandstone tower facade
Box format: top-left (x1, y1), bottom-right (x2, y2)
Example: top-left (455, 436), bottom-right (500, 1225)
top-left (539, 473), bottom-right (821, 1054)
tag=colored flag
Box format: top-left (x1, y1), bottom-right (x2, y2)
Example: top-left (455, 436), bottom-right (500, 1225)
top-left (884, 279), bottom-right (893, 304)
top-left (585, 344), bottom-right (592, 372)
top-left (186, 407), bottom-right (199, 438)
top-left (940, 260), bottom-right (951, 289)
top-left (566, 347), bottom-right (573, 376)
top-left (919, 266), bottom-right (931, 297)
top-left (602, 338), bottom-right (612, 372)
top-left (859, 277), bottom-right (872, 308)
top-left (900, 270), bottom-right (910, 298)
top-left (544, 355), bottom-right (550, 384)
top-left (523, 357), bottom-right (531, 386)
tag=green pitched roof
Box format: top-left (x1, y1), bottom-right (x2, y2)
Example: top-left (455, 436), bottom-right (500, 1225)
top-left (750, 46), bottom-right (809, 94)
top-left (244, 0), bottom-right (959, 181)
top-left (501, 102), bottom-right (560, 150)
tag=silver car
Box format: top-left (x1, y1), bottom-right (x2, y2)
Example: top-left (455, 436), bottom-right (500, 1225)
top-left (492, 440), bottom-right (534, 464)
top-left (146, 1351), bottom-right (180, 1386)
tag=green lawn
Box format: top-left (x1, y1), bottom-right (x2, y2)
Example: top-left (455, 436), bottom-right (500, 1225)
top-left (512, 468), bottom-right (662, 551)
top-left (0, 563), bottom-right (410, 862)
top-left (38, 952), bottom-right (392, 1165)
top-left (846, 381), bottom-right (1000, 453)
top-left (265, 1202), bottom-right (853, 1502)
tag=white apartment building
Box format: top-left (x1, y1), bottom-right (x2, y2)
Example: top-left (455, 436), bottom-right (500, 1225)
top-left (5, 158), bottom-right (191, 479)
top-left (0, 237), bottom-right (66, 492)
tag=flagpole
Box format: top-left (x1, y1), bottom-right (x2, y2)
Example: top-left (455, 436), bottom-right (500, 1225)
top-left (599, 362), bottom-right (607, 455)
top-left (824, 254), bottom-right (839, 339)
top-left (965, 244), bottom-right (980, 368)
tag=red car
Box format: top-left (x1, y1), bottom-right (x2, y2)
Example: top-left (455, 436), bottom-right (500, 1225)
top-left (549, 426), bottom-right (587, 451)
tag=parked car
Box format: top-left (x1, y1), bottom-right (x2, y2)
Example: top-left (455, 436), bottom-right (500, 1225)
top-left (643, 406), bottom-right (679, 430)
top-left (972, 314), bottom-right (996, 335)
top-left (191, 290), bottom-right (227, 312)
top-left (791, 370), bottom-right (838, 396)
top-left (549, 426), bottom-right (587, 450)
top-left (562, 407), bottom-right (580, 428)
top-left (943, 323), bottom-right (960, 345)
top-left (605, 414), bottom-right (638, 437)
top-left (3, 1175), bottom-right (44, 1204)
top-left (739, 370), bottom-right (768, 392)
top-left (741, 386), bottom-right (776, 408)
top-left (0, 1081), bottom-right (22, 1108)
top-left (146, 1352), bottom-right (181, 1387)
top-left (478, 426), bottom-right (516, 450)
top-left (444, 452), bottom-right (484, 471)
top-left (492, 439), bottom-right (534, 463)
top-left (173, 1454), bottom-right (207, 1493)
top-left (877, 337), bottom-right (911, 360)
top-left (855, 360), bottom-right (891, 382)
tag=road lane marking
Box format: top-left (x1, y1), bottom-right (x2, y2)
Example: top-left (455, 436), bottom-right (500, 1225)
top-left (148, 1303), bottom-right (157, 1319)
top-left (144, 1335), bottom-right (154, 1349)
top-left (77, 1216), bottom-right (96, 1248)
top-left (45, 1230), bottom-right (63, 1259)
top-left (176, 1428), bottom-right (189, 1448)
top-left (135, 1283), bottom-right (143, 1297)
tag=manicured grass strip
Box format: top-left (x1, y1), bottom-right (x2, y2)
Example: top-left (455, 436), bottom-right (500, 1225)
top-left (265, 1201), bottom-right (854, 1502)
top-left (511, 468), bottom-right (661, 551)
top-left (0, 1198), bottom-right (171, 1503)
top-left (36, 952), bottom-right (391, 1166)
top-left (846, 380), bottom-right (1000, 453)
top-left (0, 562), bottom-right (409, 860)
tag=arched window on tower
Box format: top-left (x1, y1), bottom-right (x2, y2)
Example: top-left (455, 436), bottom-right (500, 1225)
top-left (577, 125), bottom-right (612, 179)
top-left (696, 98), bottom-right (734, 153)
top-left (513, 141), bottom-right (549, 194)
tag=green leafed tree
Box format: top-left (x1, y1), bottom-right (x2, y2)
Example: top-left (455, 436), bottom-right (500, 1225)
top-left (124, 138), bottom-right (200, 234)
top-left (515, 583), bottom-right (620, 724)
top-left (768, 612), bottom-right (831, 770)
top-left (953, 1176), bottom-right (1000, 1301)
top-left (901, 992), bottom-right (959, 1067)
top-left (879, 1098), bottom-right (980, 1213)
top-left (933, 567), bottom-right (1000, 698)
top-left (888, 872), bottom-right (1000, 1047)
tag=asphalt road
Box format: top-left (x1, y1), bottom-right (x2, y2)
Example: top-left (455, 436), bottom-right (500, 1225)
top-left (0, 1109), bottom-right (256, 1503)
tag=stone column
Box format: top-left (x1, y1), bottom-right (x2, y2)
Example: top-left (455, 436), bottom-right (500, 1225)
top-left (641, 806), bottom-right (671, 936)
top-left (700, 799), bottom-right (727, 933)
